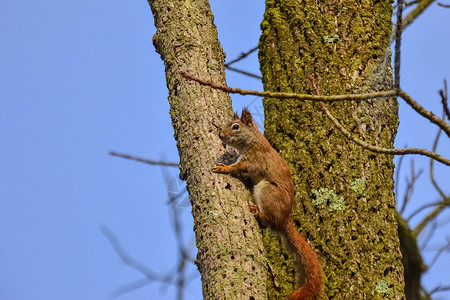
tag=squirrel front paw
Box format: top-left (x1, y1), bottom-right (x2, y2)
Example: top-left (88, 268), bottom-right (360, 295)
top-left (212, 163), bottom-right (231, 174)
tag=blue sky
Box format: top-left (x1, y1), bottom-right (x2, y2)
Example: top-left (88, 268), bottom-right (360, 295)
top-left (1, 1), bottom-right (449, 300)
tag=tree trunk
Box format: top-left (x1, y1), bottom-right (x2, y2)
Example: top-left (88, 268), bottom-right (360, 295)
top-left (148, 0), bottom-right (268, 299)
top-left (259, 0), bottom-right (405, 299)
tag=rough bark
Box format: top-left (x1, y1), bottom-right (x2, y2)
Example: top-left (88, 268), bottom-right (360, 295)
top-left (148, 0), bottom-right (267, 299)
top-left (258, 0), bottom-right (405, 299)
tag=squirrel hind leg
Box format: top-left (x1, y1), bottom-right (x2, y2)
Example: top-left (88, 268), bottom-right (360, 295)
top-left (253, 180), bottom-right (292, 228)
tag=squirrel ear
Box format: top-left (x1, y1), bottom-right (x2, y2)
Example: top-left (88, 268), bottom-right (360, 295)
top-left (233, 111), bottom-right (240, 120)
top-left (240, 108), bottom-right (254, 126)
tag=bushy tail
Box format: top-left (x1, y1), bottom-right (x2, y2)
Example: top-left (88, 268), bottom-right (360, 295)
top-left (283, 222), bottom-right (324, 300)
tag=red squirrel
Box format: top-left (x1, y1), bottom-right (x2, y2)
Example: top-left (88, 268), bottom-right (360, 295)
top-left (212, 108), bottom-right (324, 300)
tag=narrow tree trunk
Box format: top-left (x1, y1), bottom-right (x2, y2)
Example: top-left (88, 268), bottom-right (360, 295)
top-left (148, 0), bottom-right (268, 299)
top-left (259, 0), bottom-right (405, 299)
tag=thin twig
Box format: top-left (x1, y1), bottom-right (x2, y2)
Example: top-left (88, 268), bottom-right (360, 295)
top-left (414, 200), bottom-right (450, 236)
top-left (430, 128), bottom-right (447, 199)
top-left (420, 219), bottom-right (438, 251)
top-left (100, 225), bottom-right (176, 284)
top-left (397, 90), bottom-right (450, 138)
top-left (390, 0), bottom-right (436, 45)
top-left (407, 200), bottom-right (448, 222)
top-left (402, 0), bottom-right (436, 30)
top-left (224, 46), bottom-right (258, 67)
top-left (110, 278), bottom-right (154, 299)
top-left (308, 76), bottom-right (450, 166)
top-left (400, 160), bottom-right (423, 213)
top-left (162, 168), bottom-right (198, 300)
top-left (224, 65), bottom-right (262, 79)
top-left (438, 79), bottom-right (450, 120)
top-left (437, 2), bottom-right (450, 8)
top-left (109, 151), bottom-right (179, 167)
top-left (429, 284), bottom-right (450, 295)
top-left (427, 237), bottom-right (450, 268)
top-left (394, 0), bottom-right (403, 89)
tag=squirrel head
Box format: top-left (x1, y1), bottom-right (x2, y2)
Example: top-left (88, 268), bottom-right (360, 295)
top-left (218, 108), bottom-right (258, 152)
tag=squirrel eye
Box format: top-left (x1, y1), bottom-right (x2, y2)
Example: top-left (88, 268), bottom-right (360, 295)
top-left (232, 124), bottom-right (240, 130)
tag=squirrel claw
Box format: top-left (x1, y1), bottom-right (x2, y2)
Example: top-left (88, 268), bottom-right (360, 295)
top-left (248, 203), bottom-right (259, 215)
top-left (212, 163), bottom-right (229, 174)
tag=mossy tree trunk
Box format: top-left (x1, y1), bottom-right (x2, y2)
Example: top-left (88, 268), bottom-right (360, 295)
top-left (148, 0), bottom-right (267, 299)
top-left (258, 0), bottom-right (405, 299)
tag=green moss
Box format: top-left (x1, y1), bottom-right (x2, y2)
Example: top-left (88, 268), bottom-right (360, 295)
top-left (323, 35), bottom-right (339, 44)
top-left (350, 178), bottom-right (367, 198)
top-left (312, 188), bottom-right (346, 212)
top-left (376, 279), bottom-right (391, 295)
top-left (207, 61), bottom-right (218, 70)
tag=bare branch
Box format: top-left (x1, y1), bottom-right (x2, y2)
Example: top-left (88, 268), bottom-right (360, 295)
top-left (224, 65), bottom-right (262, 79)
top-left (394, 0), bottom-right (403, 89)
top-left (429, 284), bottom-right (450, 295)
top-left (100, 225), bottom-right (177, 284)
top-left (438, 79), bottom-right (450, 121)
top-left (427, 237), bottom-right (450, 268)
top-left (397, 90), bottom-right (450, 138)
top-left (110, 278), bottom-right (153, 298)
top-left (414, 199), bottom-right (450, 236)
top-left (437, 2), bottom-right (450, 7)
top-left (182, 72), bottom-right (398, 102)
top-left (420, 219), bottom-right (438, 251)
top-left (430, 128), bottom-right (447, 199)
top-left (224, 46), bottom-right (258, 67)
top-left (162, 168), bottom-right (198, 300)
top-left (400, 160), bottom-right (423, 213)
top-left (390, 0), bottom-right (436, 45)
top-left (182, 73), bottom-right (450, 164)
top-left (182, 73), bottom-right (450, 138)
top-left (109, 151), bottom-right (179, 167)
top-left (308, 76), bottom-right (450, 166)
top-left (403, 0), bottom-right (436, 29)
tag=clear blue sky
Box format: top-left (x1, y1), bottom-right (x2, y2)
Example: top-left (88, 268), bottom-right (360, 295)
top-left (1, 1), bottom-right (449, 300)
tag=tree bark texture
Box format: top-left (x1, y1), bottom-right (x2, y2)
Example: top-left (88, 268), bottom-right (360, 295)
top-left (148, 0), bottom-right (268, 299)
top-left (259, 0), bottom-right (405, 299)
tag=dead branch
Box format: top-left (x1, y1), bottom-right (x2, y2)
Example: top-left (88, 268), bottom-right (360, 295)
top-left (109, 151), bottom-right (179, 167)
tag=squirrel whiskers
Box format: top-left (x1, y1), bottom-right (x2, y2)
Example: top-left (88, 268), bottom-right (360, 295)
top-left (212, 108), bottom-right (324, 300)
